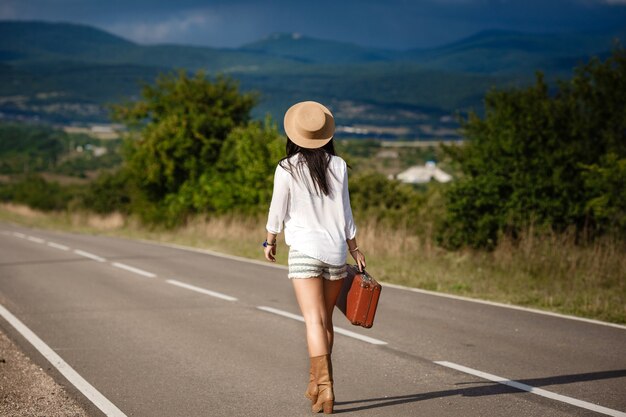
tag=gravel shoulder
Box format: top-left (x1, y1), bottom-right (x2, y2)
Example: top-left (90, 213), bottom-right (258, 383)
top-left (0, 327), bottom-right (91, 417)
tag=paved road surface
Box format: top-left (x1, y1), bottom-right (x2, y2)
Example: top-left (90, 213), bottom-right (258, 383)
top-left (1, 222), bottom-right (625, 416)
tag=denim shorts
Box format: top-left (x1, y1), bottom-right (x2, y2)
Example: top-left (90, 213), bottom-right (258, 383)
top-left (288, 249), bottom-right (347, 281)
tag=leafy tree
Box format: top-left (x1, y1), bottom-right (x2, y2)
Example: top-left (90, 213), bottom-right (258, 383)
top-left (169, 118), bottom-right (285, 216)
top-left (110, 70), bottom-right (261, 223)
top-left (106, 69), bottom-right (292, 225)
top-left (439, 46), bottom-right (626, 248)
top-left (112, 70), bottom-right (257, 202)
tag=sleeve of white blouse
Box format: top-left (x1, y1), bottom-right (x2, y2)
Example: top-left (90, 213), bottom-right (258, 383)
top-left (266, 165), bottom-right (290, 234)
top-left (342, 161), bottom-right (357, 240)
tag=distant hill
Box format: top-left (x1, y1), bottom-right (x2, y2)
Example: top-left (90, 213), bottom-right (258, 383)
top-left (3, 21), bottom-right (622, 74)
top-left (401, 29), bottom-right (624, 74)
top-left (241, 32), bottom-right (392, 64)
top-left (0, 21), bottom-right (136, 63)
top-left (0, 20), bottom-right (298, 71)
top-left (0, 20), bottom-right (623, 137)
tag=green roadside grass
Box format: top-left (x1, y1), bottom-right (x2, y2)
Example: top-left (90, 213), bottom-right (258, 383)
top-left (1, 203), bottom-right (624, 325)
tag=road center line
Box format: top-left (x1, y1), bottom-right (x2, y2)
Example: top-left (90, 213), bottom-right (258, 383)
top-left (47, 241), bottom-right (70, 251)
top-left (26, 236), bottom-right (45, 244)
top-left (111, 262), bottom-right (156, 278)
top-left (73, 249), bottom-right (106, 262)
top-left (0, 303), bottom-right (127, 417)
top-left (434, 361), bottom-right (626, 417)
top-left (166, 279), bottom-right (238, 301)
top-left (12, 232), bottom-right (27, 238)
top-left (257, 306), bottom-right (388, 345)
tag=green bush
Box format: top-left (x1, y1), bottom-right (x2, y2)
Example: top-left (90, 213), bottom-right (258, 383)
top-left (349, 171), bottom-right (429, 231)
top-left (439, 47), bottom-right (626, 248)
top-left (0, 175), bottom-right (76, 211)
top-left (81, 169), bottom-right (133, 214)
top-left (582, 153), bottom-right (626, 235)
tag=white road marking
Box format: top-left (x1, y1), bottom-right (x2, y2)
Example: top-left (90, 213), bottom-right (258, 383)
top-left (166, 279), bottom-right (238, 301)
top-left (257, 306), bottom-right (388, 345)
top-left (382, 282), bottom-right (626, 331)
top-left (332, 324), bottom-right (388, 345)
top-left (140, 239), bottom-right (625, 330)
top-left (47, 241), bottom-right (70, 251)
top-left (73, 249), bottom-right (106, 263)
top-left (111, 262), bottom-right (156, 278)
top-left (4, 226), bottom-right (623, 415)
top-left (0, 303), bottom-right (127, 417)
top-left (434, 361), bottom-right (626, 417)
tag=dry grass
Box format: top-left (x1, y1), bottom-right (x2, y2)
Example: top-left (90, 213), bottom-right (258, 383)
top-left (1, 203), bottom-right (45, 219)
top-left (355, 221), bottom-right (626, 323)
top-left (1, 203), bottom-right (624, 324)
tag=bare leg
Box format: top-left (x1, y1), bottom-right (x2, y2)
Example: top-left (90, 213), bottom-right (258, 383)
top-left (322, 279), bottom-right (343, 353)
top-left (292, 277), bottom-right (329, 356)
top-left (294, 277), bottom-right (342, 412)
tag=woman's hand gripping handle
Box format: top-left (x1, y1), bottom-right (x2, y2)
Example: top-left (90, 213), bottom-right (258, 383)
top-left (347, 238), bottom-right (366, 272)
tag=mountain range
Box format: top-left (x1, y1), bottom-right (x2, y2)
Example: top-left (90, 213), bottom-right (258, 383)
top-left (0, 21), bottom-right (623, 139)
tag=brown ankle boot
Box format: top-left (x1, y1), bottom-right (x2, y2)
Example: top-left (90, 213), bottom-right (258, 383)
top-left (305, 360), bottom-right (318, 403)
top-left (311, 354), bottom-right (334, 414)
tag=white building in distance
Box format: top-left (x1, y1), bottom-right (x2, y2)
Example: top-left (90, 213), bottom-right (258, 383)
top-left (396, 161), bottom-right (452, 184)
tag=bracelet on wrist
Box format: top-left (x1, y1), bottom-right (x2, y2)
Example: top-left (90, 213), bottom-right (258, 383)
top-left (263, 240), bottom-right (276, 247)
top-left (349, 246), bottom-right (359, 252)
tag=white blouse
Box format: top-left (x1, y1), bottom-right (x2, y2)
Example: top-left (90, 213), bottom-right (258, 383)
top-left (266, 154), bottom-right (357, 265)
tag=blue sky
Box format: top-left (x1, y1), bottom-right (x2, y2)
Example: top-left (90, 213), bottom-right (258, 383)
top-left (2, 0), bottom-right (626, 49)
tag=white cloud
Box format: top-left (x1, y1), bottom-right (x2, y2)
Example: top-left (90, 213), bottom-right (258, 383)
top-left (105, 9), bottom-right (218, 44)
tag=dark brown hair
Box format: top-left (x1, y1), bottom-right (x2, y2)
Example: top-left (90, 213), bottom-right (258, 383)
top-left (279, 137), bottom-right (336, 196)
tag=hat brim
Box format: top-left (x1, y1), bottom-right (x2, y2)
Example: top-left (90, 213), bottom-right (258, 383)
top-left (284, 101), bottom-right (335, 149)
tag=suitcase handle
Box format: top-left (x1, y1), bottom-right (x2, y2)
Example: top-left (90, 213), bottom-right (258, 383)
top-left (350, 264), bottom-right (372, 284)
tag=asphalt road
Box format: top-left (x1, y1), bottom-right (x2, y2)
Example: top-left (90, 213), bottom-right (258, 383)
top-left (1, 222), bottom-right (625, 417)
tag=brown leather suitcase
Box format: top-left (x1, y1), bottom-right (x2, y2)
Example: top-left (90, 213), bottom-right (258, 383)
top-left (335, 265), bottom-right (381, 328)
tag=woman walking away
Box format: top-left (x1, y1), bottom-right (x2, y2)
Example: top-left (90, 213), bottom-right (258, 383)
top-left (263, 101), bottom-right (366, 414)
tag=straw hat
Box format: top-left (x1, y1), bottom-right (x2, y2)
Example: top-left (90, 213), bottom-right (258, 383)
top-left (283, 101), bottom-right (335, 149)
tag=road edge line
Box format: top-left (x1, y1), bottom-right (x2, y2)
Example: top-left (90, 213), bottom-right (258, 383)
top-left (135, 239), bottom-right (289, 271)
top-left (434, 360), bottom-right (626, 417)
top-left (0, 303), bottom-right (127, 417)
top-left (382, 283), bottom-right (626, 331)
